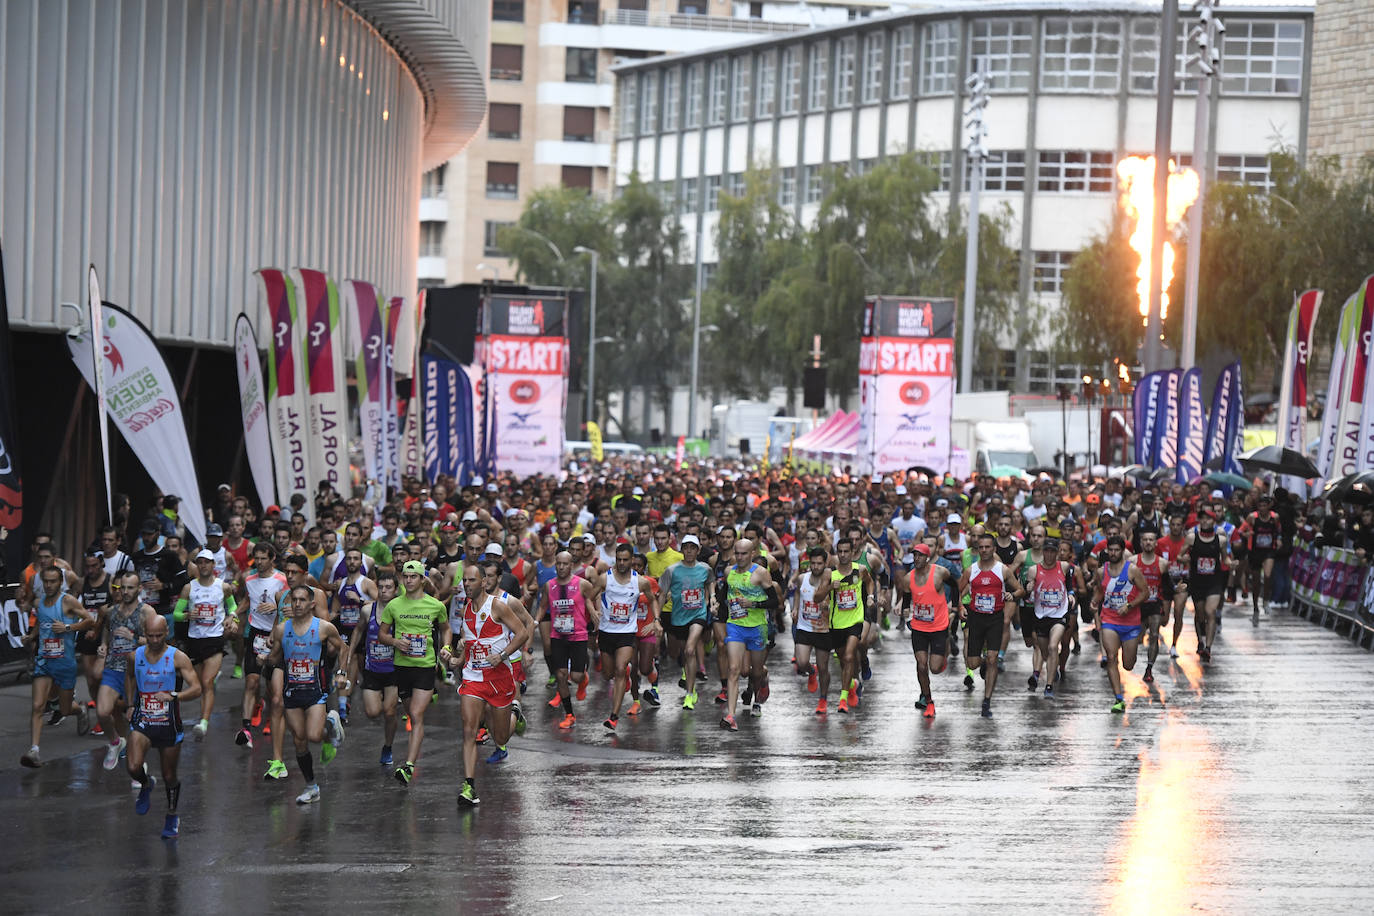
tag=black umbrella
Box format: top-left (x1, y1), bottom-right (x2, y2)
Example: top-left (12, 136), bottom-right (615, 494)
top-left (1026, 466), bottom-right (1061, 477)
top-left (907, 465), bottom-right (939, 478)
top-left (1239, 445), bottom-right (1318, 478)
top-left (1323, 470), bottom-right (1374, 504)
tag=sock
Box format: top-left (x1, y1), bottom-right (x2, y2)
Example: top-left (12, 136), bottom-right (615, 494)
top-left (840, 689), bottom-right (849, 701)
top-left (131, 767), bottom-right (150, 787)
top-left (966, 667), bottom-right (975, 678)
top-left (561, 696), bottom-right (573, 716)
top-left (1115, 693), bottom-right (1124, 701)
top-left (997, 650), bottom-right (1005, 659)
top-left (165, 780), bottom-right (181, 813)
top-left (298, 752), bottom-right (315, 783)
top-left (496, 744), bottom-right (506, 752)
top-left (200, 718), bottom-right (209, 729)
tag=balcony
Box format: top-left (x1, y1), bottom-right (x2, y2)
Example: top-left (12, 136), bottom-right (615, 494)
top-left (419, 196), bottom-right (448, 221)
top-left (542, 9), bottom-right (803, 55)
top-left (601, 9), bottom-right (807, 34)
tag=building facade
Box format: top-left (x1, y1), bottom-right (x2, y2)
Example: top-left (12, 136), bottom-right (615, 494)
top-left (420, 0), bottom-right (899, 287)
top-left (1306, 0), bottom-right (1372, 167)
top-left (612, 0), bottom-right (1314, 391)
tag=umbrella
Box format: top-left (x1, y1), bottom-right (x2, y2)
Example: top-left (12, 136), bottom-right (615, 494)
top-left (1026, 466), bottom-right (1062, 477)
top-left (1201, 471), bottom-right (1252, 490)
top-left (906, 465), bottom-right (939, 478)
top-left (1238, 445), bottom-right (1319, 478)
top-left (1323, 470), bottom-right (1374, 504)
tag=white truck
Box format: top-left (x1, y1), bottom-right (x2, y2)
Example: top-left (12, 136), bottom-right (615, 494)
top-left (950, 419), bottom-right (1041, 476)
top-left (710, 400), bottom-right (781, 458)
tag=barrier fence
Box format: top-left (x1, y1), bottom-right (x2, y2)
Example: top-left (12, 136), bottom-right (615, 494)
top-left (1289, 542), bottom-right (1374, 651)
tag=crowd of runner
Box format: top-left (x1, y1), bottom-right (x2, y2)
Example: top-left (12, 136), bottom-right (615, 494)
top-left (10, 458), bottom-right (1329, 837)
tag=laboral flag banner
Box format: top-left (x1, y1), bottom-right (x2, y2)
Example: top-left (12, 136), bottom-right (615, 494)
top-left (1317, 293), bottom-right (1360, 486)
top-left (486, 294), bottom-right (568, 477)
top-left (1150, 369), bottom-right (1182, 470)
top-left (1336, 275), bottom-right (1374, 477)
top-left (292, 269), bottom-right (348, 496)
top-left (422, 356), bottom-right (475, 482)
top-left (344, 281), bottom-right (387, 491)
top-left (1133, 371), bottom-right (1168, 466)
top-left (1204, 361), bottom-right (1244, 475)
top-left (384, 296), bottom-right (403, 492)
top-left (67, 304), bottom-right (207, 545)
top-left (257, 269), bottom-right (310, 513)
top-left (1174, 368), bottom-right (1206, 484)
top-left (857, 295), bottom-right (956, 474)
top-left (1353, 276), bottom-right (1374, 474)
top-left (234, 314), bottom-right (276, 511)
top-left (1275, 289), bottom-right (1322, 489)
top-left (401, 291), bottom-right (426, 482)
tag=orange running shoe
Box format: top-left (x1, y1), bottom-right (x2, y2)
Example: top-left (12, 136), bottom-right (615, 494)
top-left (815, 698), bottom-right (828, 715)
top-left (627, 701), bottom-right (641, 716)
top-left (558, 713), bottom-right (576, 730)
top-left (261, 723), bottom-right (271, 735)
top-left (837, 698), bottom-right (849, 715)
top-left (547, 693), bottom-right (563, 708)
top-left (404, 714), bottom-right (412, 732)
top-left (250, 700), bottom-right (264, 728)
top-left (576, 674), bottom-right (588, 701)
top-left (807, 671), bottom-right (818, 693)
top-left (849, 680), bottom-right (861, 707)
top-left (923, 702), bottom-right (936, 719)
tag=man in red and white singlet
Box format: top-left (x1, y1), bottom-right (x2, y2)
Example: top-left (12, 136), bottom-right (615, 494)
top-left (959, 533), bottom-right (1022, 718)
top-left (1133, 530), bottom-right (1167, 687)
top-left (1028, 536), bottom-right (1071, 700)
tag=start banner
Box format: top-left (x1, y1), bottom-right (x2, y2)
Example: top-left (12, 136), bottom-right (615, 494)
top-left (857, 296), bottom-right (956, 475)
top-left (485, 295), bottom-right (567, 478)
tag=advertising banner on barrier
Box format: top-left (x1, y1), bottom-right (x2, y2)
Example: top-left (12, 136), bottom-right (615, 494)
top-left (1175, 368), bottom-right (1205, 484)
top-left (257, 269), bottom-right (310, 515)
top-left (485, 295), bottom-right (567, 477)
top-left (233, 314), bottom-right (277, 511)
top-left (856, 296), bottom-right (956, 475)
top-left (1291, 542), bottom-right (1363, 614)
top-left (292, 269), bottom-right (348, 497)
top-left (67, 304), bottom-right (207, 546)
top-left (0, 243), bottom-right (23, 547)
top-left (345, 281), bottom-right (386, 491)
top-left (422, 356), bottom-right (475, 483)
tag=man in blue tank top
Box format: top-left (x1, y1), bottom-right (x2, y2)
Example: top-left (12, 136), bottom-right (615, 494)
top-left (126, 615), bottom-right (202, 839)
top-left (268, 584), bottom-right (345, 805)
top-left (21, 566), bottom-right (96, 768)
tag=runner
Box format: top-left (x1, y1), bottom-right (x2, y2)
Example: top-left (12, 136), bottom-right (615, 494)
top-left (97, 571), bottom-right (155, 769)
top-left (174, 549), bottom-right (238, 740)
top-left (721, 538), bottom-right (777, 729)
top-left (659, 534), bottom-right (712, 709)
top-left (1244, 494), bottom-right (1281, 622)
top-left (1157, 512), bottom-right (1190, 658)
top-left (1133, 531), bottom-right (1167, 685)
top-left (378, 560), bottom-right (451, 784)
top-left (77, 549), bottom-right (114, 730)
top-left (330, 547), bottom-right (377, 724)
top-left (531, 533), bottom-right (561, 688)
top-left (789, 546), bottom-right (834, 714)
top-left (348, 570), bottom-right (400, 766)
top-left (540, 551), bottom-right (598, 729)
top-left (628, 552), bottom-right (664, 713)
top-left (20, 566), bottom-right (94, 766)
top-left (895, 543), bottom-right (952, 718)
top-left (1027, 536), bottom-right (1071, 700)
top-left (235, 543), bottom-right (288, 750)
top-left (958, 532), bottom-right (1020, 718)
top-left (267, 585), bottom-right (345, 804)
top-left (1185, 508), bottom-right (1230, 663)
top-left (596, 544), bottom-right (657, 732)
top-left (1091, 535), bottom-right (1149, 713)
top-left (125, 615), bottom-right (201, 838)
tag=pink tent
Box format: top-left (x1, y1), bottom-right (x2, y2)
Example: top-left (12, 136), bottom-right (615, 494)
top-left (796, 411), bottom-right (858, 455)
top-left (793, 411), bottom-right (846, 452)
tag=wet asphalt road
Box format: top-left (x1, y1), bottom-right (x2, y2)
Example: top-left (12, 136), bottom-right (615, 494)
top-left (3, 601), bottom-right (1373, 913)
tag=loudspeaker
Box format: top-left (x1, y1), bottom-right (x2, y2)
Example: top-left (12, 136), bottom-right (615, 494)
top-left (803, 366), bottom-right (826, 409)
top-left (739, 438), bottom-right (750, 455)
top-left (650, 427), bottom-right (662, 445)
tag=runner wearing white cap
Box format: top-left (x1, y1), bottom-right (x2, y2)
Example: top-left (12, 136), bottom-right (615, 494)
top-left (174, 550), bottom-right (238, 740)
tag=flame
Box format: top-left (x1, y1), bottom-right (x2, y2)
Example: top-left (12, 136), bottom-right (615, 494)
top-left (1116, 156), bottom-right (1200, 325)
top-left (1118, 363), bottom-right (1129, 381)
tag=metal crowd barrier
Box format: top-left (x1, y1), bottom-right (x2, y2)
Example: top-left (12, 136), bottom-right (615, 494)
top-left (1289, 596), bottom-right (1374, 651)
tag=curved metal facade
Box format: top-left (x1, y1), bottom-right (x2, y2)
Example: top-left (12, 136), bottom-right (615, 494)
top-left (1, 0), bottom-right (485, 347)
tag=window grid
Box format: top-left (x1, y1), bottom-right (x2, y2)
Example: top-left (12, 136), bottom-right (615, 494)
top-left (662, 68), bottom-right (681, 131)
top-left (781, 46), bottom-right (801, 114)
top-left (730, 56), bottom-right (751, 122)
top-left (1198, 153), bottom-right (1275, 192)
top-left (916, 151), bottom-right (953, 191)
top-left (1222, 19), bottom-right (1304, 95)
top-left (726, 172), bottom-right (746, 199)
top-left (1032, 250), bottom-right (1074, 295)
top-left (803, 165), bottom-right (824, 203)
top-left (618, 77), bottom-right (638, 138)
top-left (861, 32), bottom-right (883, 103)
top-left (921, 21), bottom-right (958, 95)
top-left (639, 71), bottom-right (658, 135)
top-left (969, 18), bottom-right (1033, 92)
top-left (1040, 18), bottom-right (1123, 92)
top-left (705, 175), bottom-right (723, 211)
top-left (890, 25), bottom-right (914, 99)
top-left (834, 36), bottom-right (856, 107)
top-left (483, 221), bottom-right (511, 257)
top-left (1128, 18), bottom-right (1194, 94)
top-left (1036, 150), bottom-right (1115, 192)
top-left (679, 177), bottom-right (699, 215)
top-left (420, 221), bottom-right (443, 258)
top-left (685, 63), bottom-right (703, 128)
top-left (756, 51), bottom-right (777, 118)
top-left (807, 42), bottom-right (829, 111)
top-left (981, 150), bottom-right (1026, 192)
top-left (708, 60), bottom-right (728, 125)
top-left (779, 166), bottom-right (797, 207)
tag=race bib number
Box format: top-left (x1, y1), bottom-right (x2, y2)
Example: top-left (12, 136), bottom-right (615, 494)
top-left (728, 598), bottom-right (748, 620)
top-left (912, 602), bottom-right (935, 622)
top-left (401, 634), bottom-right (427, 658)
top-left (609, 601), bottom-right (633, 625)
top-left (368, 641), bottom-right (393, 663)
top-left (340, 605), bottom-right (361, 626)
top-left (287, 658), bottom-right (315, 682)
top-left (1167, 561), bottom-right (1186, 578)
top-left (836, 590), bottom-right (857, 610)
top-left (1256, 534), bottom-right (1273, 549)
top-left (193, 603), bottom-right (217, 625)
top-left (40, 637), bottom-right (64, 659)
top-left (466, 642), bottom-right (491, 670)
top-left (553, 611), bottom-right (574, 634)
top-left (141, 696), bottom-right (169, 720)
top-left (1105, 591), bottom-right (1128, 610)
top-left (1198, 557), bottom-right (1216, 575)
top-left (680, 587), bottom-right (704, 612)
top-left (253, 633), bottom-right (271, 658)
top-left (1039, 588), bottom-right (1064, 610)
top-left (974, 593), bottom-right (996, 613)
top-left (801, 600), bottom-right (823, 624)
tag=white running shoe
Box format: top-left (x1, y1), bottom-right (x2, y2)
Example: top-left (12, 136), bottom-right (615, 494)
top-left (1169, 646), bottom-right (1179, 659)
top-left (103, 737), bottom-right (127, 770)
top-left (192, 720), bottom-right (208, 741)
top-left (325, 709), bottom-right (345, 746)
top-left (296, 784), bottom-right (321, 805)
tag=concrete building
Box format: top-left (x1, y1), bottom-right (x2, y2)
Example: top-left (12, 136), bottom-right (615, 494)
top-left (420, 0), bottom-right (901, 288)
top-left (611, 0), bottom-right (1315, 393)
top-left (1306, 0), bottom-right (1373, 166)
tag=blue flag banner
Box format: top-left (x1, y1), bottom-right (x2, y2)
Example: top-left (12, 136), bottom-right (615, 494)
top-left (1151, 369), bottom-right (1182, 469)
top-left (422, 356), bottom-right (474, 484)
top-left (1204, 361), bottom-right (1244, 476)
top-left (1175, 368), bottom-right (1206, 483)
top-left (1135, 371), bottom-right (1167, 466)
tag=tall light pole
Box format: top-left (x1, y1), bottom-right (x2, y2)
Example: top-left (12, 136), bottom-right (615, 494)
top-left (687, 227), bottom-right (704, 440)
top-left (1145, 0), bottom-right (1180, 374)
top-left (960, 63), bottom-right (988, 394)
top-left (573, 246), bottom-right (599, 427)
top-left (1181, 1), bottom-right (1224, 371)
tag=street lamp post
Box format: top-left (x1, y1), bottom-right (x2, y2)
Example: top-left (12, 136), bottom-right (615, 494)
top-left (688, 229), bottom-right (704, 440)
top-left (1181, 1), bottom-right (1224, 370)
top-left (573, 246), bottom-right (599, 427)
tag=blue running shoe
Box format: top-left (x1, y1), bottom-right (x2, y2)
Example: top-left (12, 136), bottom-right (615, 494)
top-left (379, 745), bottom-right (393, 767)
top-left (135, 775), bottom-right (156, 815)
top-left (485, 746), bottom-right (509, 764)
top-left (161, 815), bottom-right (179, 839)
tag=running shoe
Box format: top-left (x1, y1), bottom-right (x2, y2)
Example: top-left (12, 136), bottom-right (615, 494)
top-left (603, 715), bottom-right (618, 731)
top-left (915, 694), bottom-right (928, 710)
top-left (458, 783), bottom-right (479, 807)
top-left (547, 693), bottom-right (563, 708)
top-left (1169, 646), bottom-right (1179, 659)
top-left (1044, 685), bottom-right (1055, 700)
top-left (320, 742), bottom-right (337, 766)
top-left (815, 698), bottom-right (828, 715)
top-left (394, 762), bottom-right (414, 785)
top-left (75, 706), bottom-right (90, 735)
top-left (750, 702), bottom-right (762, 718)
top-left (979, 662), bottom-right (987, 681)
top-left (379, 745), bottom-right (393, 767)
top-left (741, 686), bottom-right (754, 706)
top-left (645, 687), bottom-right (661, 707)
top-left (193, 720), bottom-right (207, 741)
top-left (20, 746), bottom-right (41, 768)
top-left (296, 785), bottom-right (321, 805)
top-left (881, 612), bottom-right (892, 630)
top-left (627, 701), bottom-right (641, 716)
top-left (325, 709), bottom-right (345, 746)
top-left (1111, 698), bottom-right (1125, 714)
top-left (512, 702), bottom-right (528, 737)
top-left (261, 724), bottom-right (271, 736)
top-left (807, 670), bottom-right (818, 693)
top-left (235, 727), bottom-right (254, 748)
top-left (1071, 643), bottom-right (1081, 655)
top-left (46, 708), bottom-right (64, 727)
top-left (963, 673), bottom-right (975, 691)
top-left (250, 701), bottom-right (263, 728)
top-left (849, 681), bottom-right (861, 707)
top-left (923, 701), bottom-right (936, 719)
top-left (996, 655), bottom-right (1006, 673)
top-left (91, 723), bottom-right (105, 737)
top-left (576, 674), bottom-right (588, 701)
top-left (161, 814), bottom-right (180, 839)
top-left (1027, 673), bottom-right (1039, 691)
top-left (103, 737), bottom-right (127, 770)
top-left (1099, 655), bottom-right (1108, 669)
top-left (678, 671), bottom-right (687, 689)
top-left (719, 714), bottom-right (738, 731)
top-left (837, 698), bottom-right (849, 715)
top-left (263, 759), bottom-right (287, 780)
top-left (135, 775), bottom-right (156, 815)
top-left (546, 675), bottom-right (557, 688)
top-left (486, 747), bottom-right (509, 764)
top-left (475, 727), bottom-right (490, 745)
top-left (682, 692), bottom-right (697, 710)
top-left (1143, 664), bottom-right (1154, 684)
top-left (558, 713), bottom-right (577, 730)
top-left (232, 665), bottom-right (243, 679)
top-left (861, 658), bottom-right (872, 681)
top-left (593, 654), bottom-right (602, 673)
top-left (1252, 607), bottom-right (1260, 626)
top-left (1199, 645), bottom-right (1211, 663)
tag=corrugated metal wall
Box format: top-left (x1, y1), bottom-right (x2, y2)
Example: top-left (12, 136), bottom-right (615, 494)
top-left (0, 0), bottom-right (425, 348)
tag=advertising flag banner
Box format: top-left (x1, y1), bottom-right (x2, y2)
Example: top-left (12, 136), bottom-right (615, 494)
top-left (1317, 294), bottom-right (1359, 487)
top-left (1275, 289), bottom-right (1322, 489)
top-left (422, 356), bottom-right (475, 482)
top-left (400, 291), bottom-right (426, 482)
top-left (856, 296), bottom-right (956, 475)
top-left (486, 294), bottom-right (568, 477)
top-left (1205, 362), bottom-right (1243, 474)
top-left (67, 304), bottom-right (207, 545)
top-left (88, 267), bottom-right (113, 522)
top-left (0, 243), bottom-right (22, 541)
top-left (257, 269), bottom-right (311, 514)
top-left (1151, 369), bottom-right (1182, 470)
top-left (291, 269), bottom-right (348, 497)
top-left (384, 296), bottom-right (403, 492)
top-left (587, 421), bottom-right (604, 462)
top-left (1175, 368), bottom-right (1206, 484)
top-left (233, 314), bottom-right (276, 511)
top-left (1135, 371), bottom-right (1166, 466)
top-left (345, 280), bottom-right (386, 491)
top-left (1337, 276), bottom-right (1374, 477)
